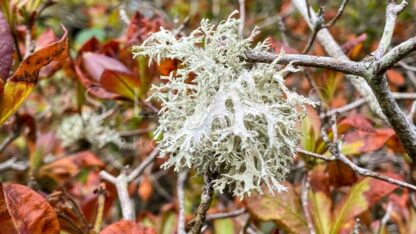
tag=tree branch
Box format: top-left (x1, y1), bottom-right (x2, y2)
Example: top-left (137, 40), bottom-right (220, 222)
top-left (99, 170), bottom-right (134, 220)
top-left (367, 74), bottom-right (416, 160)
top-left (372, 0), bottom-right (408, 59)
top-left (188, 171), bottom-right (216, 234)
top-left (127, 148), bottom-right (159, 182)
top-left (99, 149), bottom-right (159, 221)
top-left (291, 0), bottom-right (385, 119)
top-left (245, 51), bottom-right (367, 76)
top-left (378, 37), bottom-right (416, 73)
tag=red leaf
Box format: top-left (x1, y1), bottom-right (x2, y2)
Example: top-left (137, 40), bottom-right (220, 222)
top-left (0, 183), bottom-right (60, 234)
top-left (82, 52), bottom-right (131, 81)
top-left (343, 128), bottom-right (396, 154)
top-left (268, 37), bottom-right (299, 54)
top-left (100, 69), bottom-right (141, 101)
top-left (122, 12), bottom-right (164, 45)
top-left (75, 64), bottom-right (121, 100)
top-left (0, 11), bottom-right (13, 81)
top-left (338, 114), bottom-right (374, 135)
top-left (100, 220), bottom-right (156, 234)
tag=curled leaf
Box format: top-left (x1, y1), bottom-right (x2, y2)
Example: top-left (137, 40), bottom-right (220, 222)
top-left (0, 26), bottom-right (69, 125)
top-left (0, 183), bottom-right (60, 234)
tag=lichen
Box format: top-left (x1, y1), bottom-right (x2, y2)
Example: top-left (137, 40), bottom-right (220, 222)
top-left (57, 111), bottom-right (122, 149)
top-left (133, 12), bottom-right (316, 198)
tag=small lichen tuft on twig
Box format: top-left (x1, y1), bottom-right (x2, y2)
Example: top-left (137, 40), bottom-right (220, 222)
top-left (133, 12), bottom-right (316, 198)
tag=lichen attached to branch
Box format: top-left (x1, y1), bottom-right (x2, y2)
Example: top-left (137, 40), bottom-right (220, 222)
top-left (133, 12), bottom-right (316, 198)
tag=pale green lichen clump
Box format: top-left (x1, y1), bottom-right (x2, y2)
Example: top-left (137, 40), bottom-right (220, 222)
top-left (133, 12), bottom-right (316, 198)
top-left (57, 111), bottom-right (122, 149)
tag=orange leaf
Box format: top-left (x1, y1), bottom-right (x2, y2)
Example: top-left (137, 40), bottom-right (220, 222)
top-left (100, 69), bottom-right (141, 101)
top-left (386, 69), bottom-right (405, 86)
top-left (158, 59), bottom-right (178, 76)
top-left (138, 175), bottom-right (153, 203)
top-left (39, 151), bottom-right (104, 183)
top-left (245, 183), bottom-right (308, 233)
top-left (0, 183), bottom-right (60, 234)
top-left (0, 26), bottom-right (69, 125)
top-left (100, 220), bottom-right (156, 234)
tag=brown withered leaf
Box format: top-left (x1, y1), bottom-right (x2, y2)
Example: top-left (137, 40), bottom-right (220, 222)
top-left (0, 26), bottom-right (69, 125)
top-left (327, 160), bottom-right (358, 187)
top-left (0, 183), bottom-right (60, 234)
top-left (100, 220), bottom-right (156, 234)
top-left (48, 189), bottom-right (91, 234)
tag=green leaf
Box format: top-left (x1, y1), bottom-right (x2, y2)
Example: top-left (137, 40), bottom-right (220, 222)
top-left (309, 191), bottom-right (332, 234)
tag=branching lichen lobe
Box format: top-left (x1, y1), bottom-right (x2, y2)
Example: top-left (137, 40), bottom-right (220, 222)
top-left (133, 13), bottom-right (316, 198)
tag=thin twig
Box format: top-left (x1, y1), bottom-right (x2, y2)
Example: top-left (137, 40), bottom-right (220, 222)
top-left (99, 149), bottom-right (159, 220)
top-left (276, 15), bottom-right (290, 46)
top-left (377, 202), bottom-right (393, 234)
top-left (372, 0), bottom-right (408, 59)
top-left (177, 170), bottom-right (189, 234)
top-left (305, 0), bottom-right (311, 19)
top-left (321, 99), bottom-right (366, 118)
top-left (302, 0), bottom-right (350, 54)
top-left (127, 148), bottom-right (159, 181)
top-left (0, 129), bottom-right (20, 154)
top-left (206, 208), bottom-right (247, 221)
top-left (100, 170), bottom-right (134, 220)
top-left (188, 171), bottom-right (216, 234)
top-left (0, 157), bottom-right (28, 172)
top-left (322, 0), bottom-right (350, 28)
top-left (291, 0), bottom-right (385, 119)
top-left (302, 8), bottom-right (324, 54)
top-left (297, 122), bottom-right (416, 192)
top-left (301, 175), bottom-right (316, 234)
top-left (238, 0), bottom-right (245, 38)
